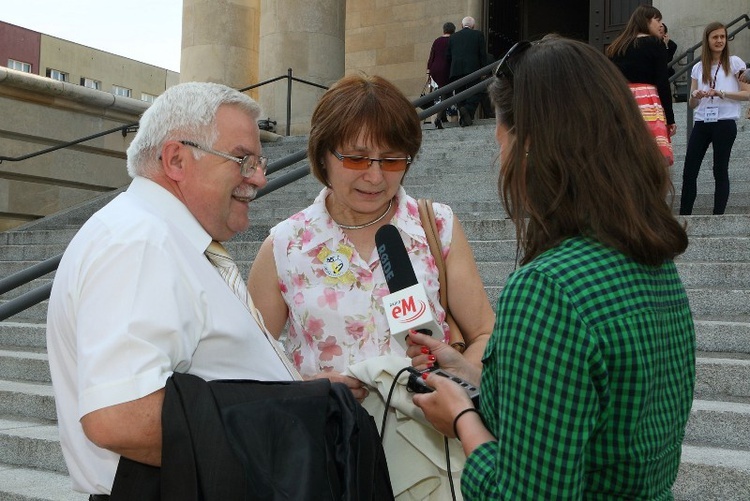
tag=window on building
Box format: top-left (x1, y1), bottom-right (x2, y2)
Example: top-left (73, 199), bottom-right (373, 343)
top-left (81, 77), bottom-right (102, 90)
top-left (112, 85), bottom-right (132, 98)
top-left (140, 92), bottom-right (156, 104)
top-left (8, 59), bottom-right (32, 73)
top-left (46, 68), bottom-right (69, 82)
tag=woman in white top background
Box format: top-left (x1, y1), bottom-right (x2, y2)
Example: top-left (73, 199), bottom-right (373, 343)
top-left (679, 21), bottom-right (750, 215)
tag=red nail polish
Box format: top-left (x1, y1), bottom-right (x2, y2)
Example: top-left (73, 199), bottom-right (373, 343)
top-left (428, 355), bottom-right (436, 362)
top-left (421, 346), bottom-right (430, 354)
top-left (422, 372), bottom-right (429, 380)
top-left (426, 363), bottom-right (434, 369)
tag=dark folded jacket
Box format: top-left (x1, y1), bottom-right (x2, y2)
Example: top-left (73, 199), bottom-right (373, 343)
top-left (110, 373), bottom-right (393, 501)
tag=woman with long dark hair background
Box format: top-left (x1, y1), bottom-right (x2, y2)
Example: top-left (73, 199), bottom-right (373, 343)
top-left (607, 5), bottom-right (676, 166)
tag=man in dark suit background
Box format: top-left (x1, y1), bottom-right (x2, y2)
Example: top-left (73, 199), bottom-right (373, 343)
top-left (447, 16), bottom-right (489, 126)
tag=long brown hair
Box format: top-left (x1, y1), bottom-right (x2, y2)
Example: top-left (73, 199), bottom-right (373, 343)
top-left (700, 22), bottom-right (731, 84)
top-left (605, 4), bottom-right (662, 58)
top-left (490, 37), bottom-right (687, 266)
top-left (307, 74), bottom-right (422, 187)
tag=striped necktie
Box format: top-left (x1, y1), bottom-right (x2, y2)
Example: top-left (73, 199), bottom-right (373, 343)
top-left (205, 241), bottom-right (249, 306)
top-left (204, 241), bottom-right (302, 380)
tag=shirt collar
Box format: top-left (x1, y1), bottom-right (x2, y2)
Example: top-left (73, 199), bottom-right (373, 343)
top-left (128, 176), bottom-right (213, 254)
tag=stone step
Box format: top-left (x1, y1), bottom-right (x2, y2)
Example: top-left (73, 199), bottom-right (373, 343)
top-left (0, 245), bottom-right (70, 262)
top-left (674, 445), bottom-right (750, 501)
top-left (688, 289), bottom-right (750, 317)
top-left (0, 350), bottom-right (50, 383)
top-left (0, 322), bottom-right (47, 350)
top-left (0, 380), bottom-right (56, 421)
top-left (0, 416), bottom-right (66, 474)
top-left (684, 399), bottom-right (750, 450)
top-left (0, 463), bottom-right (78, 501)
top-left (0, 229), bottom-right (79, 246)
top-left (693, 355), bottom-right (750, 401)
top-left (694, 320), bottom-right (750, 354)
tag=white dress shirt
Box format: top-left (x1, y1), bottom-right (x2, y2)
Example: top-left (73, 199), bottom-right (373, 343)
top-left (46, 176), bottom-right (292, 494)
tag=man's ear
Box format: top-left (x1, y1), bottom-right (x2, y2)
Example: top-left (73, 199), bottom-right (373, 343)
top-left (161, 141), bottom-right (187, 181)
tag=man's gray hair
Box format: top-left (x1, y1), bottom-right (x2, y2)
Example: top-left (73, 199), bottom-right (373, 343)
top-left (462, 16), bottom-right (476, 29)
top-left (126, 82), bottom-right (262, 178)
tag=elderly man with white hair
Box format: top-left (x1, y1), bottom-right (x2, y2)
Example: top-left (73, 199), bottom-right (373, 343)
top-left (447, 15), bottom-right (490, 126)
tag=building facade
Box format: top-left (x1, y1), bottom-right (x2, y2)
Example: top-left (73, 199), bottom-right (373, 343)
top-left (0, 20), bottom-right (178, 230)
top-left (182, 0), bottom-right (748, 135)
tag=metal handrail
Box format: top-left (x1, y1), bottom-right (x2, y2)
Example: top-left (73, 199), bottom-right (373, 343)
top-left (0, 123), bottom-right (138, 164)
top-left (414, 60), bottom-right (500, 120)
top-left (239, 69), bottom-right (329, 136)
top-left (0, 66), bottom-right (496, 321)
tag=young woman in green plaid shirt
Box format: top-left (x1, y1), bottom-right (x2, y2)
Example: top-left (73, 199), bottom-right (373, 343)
top-left (409, 37), bottom-right (695, 500)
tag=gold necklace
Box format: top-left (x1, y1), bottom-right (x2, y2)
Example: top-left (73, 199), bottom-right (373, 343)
top-left (334, 199), bottom-right (393, 230)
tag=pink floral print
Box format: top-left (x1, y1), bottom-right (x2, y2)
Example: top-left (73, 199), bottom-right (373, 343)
top-left (269, 187), bottom-right (454, 376)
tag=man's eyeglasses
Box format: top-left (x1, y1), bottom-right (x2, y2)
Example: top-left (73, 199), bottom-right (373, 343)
top-left (332, 150), bottom-right (412, 172)
top-left (180, 140), bottom-right (268, 178)
top-left (493, 41), bottom-right (533, 82)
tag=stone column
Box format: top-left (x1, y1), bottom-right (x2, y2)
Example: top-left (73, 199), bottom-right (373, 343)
top-left (259, 0), bottom-right (345, 135)
top-left (181, 0), bottom-right (261, 99)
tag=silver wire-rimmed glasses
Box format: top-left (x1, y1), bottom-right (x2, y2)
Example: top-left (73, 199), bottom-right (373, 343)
top-left (180, 140), bottom-right (268, 178)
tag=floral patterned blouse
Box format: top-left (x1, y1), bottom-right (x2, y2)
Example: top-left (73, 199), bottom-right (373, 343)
top-left (270, 186), bottom-right (454, 376)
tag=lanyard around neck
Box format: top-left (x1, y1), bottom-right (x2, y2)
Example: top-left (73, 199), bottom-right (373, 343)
top-left (710, 61), bottom-right (722, 90)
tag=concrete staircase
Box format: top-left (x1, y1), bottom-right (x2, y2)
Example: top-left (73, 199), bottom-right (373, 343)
top-left (1, 103), bottom-right (749, 499)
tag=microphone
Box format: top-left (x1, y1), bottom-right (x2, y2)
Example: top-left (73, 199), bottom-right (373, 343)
top-left (375, 224), bottom-right (443, 350)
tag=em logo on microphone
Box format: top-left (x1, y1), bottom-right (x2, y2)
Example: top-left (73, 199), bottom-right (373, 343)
top-left (387, 295), bottom-right (427, 323)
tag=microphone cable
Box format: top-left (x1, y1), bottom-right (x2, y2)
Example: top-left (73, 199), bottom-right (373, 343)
top-left (444, 436), bottom-right (457, 500)
top-left (380, 366), bottom-right (412, 440)
top-left (379, 366), bottom-right (458, 501)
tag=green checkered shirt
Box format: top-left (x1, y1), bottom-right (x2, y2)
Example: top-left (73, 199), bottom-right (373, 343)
top-left (462, 237), bottom-right (695, 500)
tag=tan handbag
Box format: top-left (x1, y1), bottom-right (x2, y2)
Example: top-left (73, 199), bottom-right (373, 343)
top-left (417, 198), bottom-right (467, 353)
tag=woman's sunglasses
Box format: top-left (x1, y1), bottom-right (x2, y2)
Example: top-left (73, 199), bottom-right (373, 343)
top-left (493, 41), bottom-right (533, 82)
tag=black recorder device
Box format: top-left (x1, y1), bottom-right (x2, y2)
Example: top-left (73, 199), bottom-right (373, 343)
top-left (406, 367), bottom-right (481, 408)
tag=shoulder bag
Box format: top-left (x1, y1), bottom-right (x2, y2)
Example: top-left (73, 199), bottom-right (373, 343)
top-left (417, 198), bottom-right (467, 353)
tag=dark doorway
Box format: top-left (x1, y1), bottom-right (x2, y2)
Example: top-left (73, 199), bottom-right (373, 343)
top-left (486, 0), bottom-right (651, 59)
top-left (487, 0), bottom-right (590, 61)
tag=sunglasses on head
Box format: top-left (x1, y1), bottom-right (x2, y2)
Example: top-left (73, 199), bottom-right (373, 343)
top-left (493, 41), bottom-right (533, 82)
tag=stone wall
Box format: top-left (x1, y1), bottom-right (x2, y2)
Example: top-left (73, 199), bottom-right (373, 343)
top-left (0, 68), bottom-right (145, 231)
top-left (657, 0), bottom-right (750, 66)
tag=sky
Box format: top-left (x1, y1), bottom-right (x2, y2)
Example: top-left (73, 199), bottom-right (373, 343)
top-left (1, 0), bottom-right (183, 72)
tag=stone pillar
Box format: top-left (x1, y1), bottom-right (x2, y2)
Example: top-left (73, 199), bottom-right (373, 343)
top-left (467, 0), bottom-right (482, 22)
top-left (181, 0), bottom-right (261, 99)
top-left (259, 0), bottom-right (345, 135)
